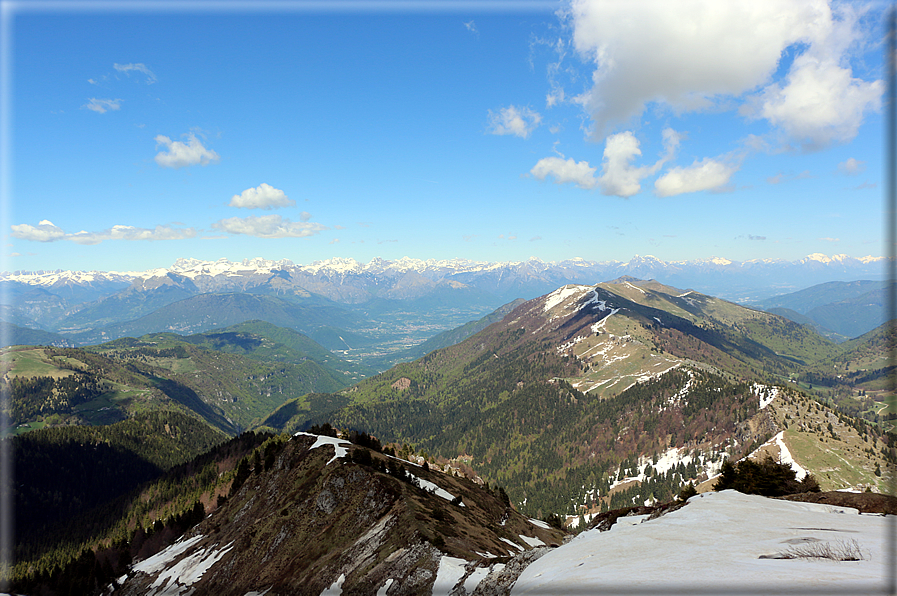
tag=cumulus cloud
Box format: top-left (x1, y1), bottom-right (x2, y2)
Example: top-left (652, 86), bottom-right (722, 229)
top-left (464, 20), bottom-right (478, 35)
top-left (596, 129), bottom-right (680, 196)
top-left (654, 157), bottom-right (739, 197)
top-left (154, 133), bottom-right (220, 168)
top-left (211, 215), bottom-right (326, 239)
top-left (11, 220), bottom-right (195, 244)
top-left (567, 0), bottom-right (881, 146)
top-left (530, 156), bottom-right (598, 189)
top-left (487, 105), bottom-right (542, 139)
top-left (753, 53), bottom-right (881, 150)
top-left (82, 98), bottom-right (122, 114)
top-left (530, 128), bottom-right (681, 196)
top-left (114, 62), bottom-right (156, 84)
top-left (228, 183), bottom-right (295, 209)
top-left (838, 157), bottom-right (865, 175)
top-left (10, 220), bottom-right (66, 242)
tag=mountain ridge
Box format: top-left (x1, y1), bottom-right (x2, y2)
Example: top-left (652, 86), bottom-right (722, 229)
top-left (4, 252), bottom-right (886, 303)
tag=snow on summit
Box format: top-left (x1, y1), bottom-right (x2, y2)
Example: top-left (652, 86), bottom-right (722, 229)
top-left (542, 285), bottom-right (592, 312)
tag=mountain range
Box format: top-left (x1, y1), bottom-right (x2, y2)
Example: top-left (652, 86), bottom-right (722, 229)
top-left (3, 252), bottom-right (885, 311)
top-left (752, 279), bottom-right (888, 340)
top-left (4, 266), bottom-right (895, 595)
top-left (1, 253), bottom-right (888, 364)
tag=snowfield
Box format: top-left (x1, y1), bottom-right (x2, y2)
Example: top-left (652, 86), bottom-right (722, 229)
top-left (514, 490), bottom-right (891, 595)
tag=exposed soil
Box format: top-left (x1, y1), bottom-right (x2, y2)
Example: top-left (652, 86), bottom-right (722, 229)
top-left (778, 490), bottom-right (897, 515)
top-left (585, 500), bottom-right (688, 532)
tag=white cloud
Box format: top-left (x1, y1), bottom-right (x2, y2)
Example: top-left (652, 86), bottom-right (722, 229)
top-left (530, 156), bottom-right (597, 189)
top-left (566, 0), bottom-right (880, 147)
top-left (82, 98), bottom-right (122, 114)
top-left (529, 128), bottom-right (681, 197)
top-left (487, 105), bottom-right (542, 139)
top-left (655, 158), bottom-right (739, 197)
top-left (113, 62), bottom-right (156, 84)
top-left (464, 20), bottom-right (478, 35)
top-left (754, 54), bottom-right (882, 150)
top-left (838, 157), bottom-right (865, 175)
top-left (228, 183), bottom-right (295, 209)
top-left (154, 133), bottom-right (220, 168)
top-left (595, 129), bottom-right (680, 197)
top-left (211, 215), bottom-right (326, 239)
top-left (10, 220), bottom-right (66, 242)
top-left (68, 225), bottom-right (197, 245)
top-left (10, 221), bottom-right (195, 244)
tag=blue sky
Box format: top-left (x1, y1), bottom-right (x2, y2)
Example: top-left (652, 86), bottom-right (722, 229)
top-left (2, 0), bottom-right (888, 273)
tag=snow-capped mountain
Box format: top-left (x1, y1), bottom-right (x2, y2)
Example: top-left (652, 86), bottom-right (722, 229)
top-left (0, 253), bottom-right (886, 342)
top-left (1, 252), bottom-right (885, 302)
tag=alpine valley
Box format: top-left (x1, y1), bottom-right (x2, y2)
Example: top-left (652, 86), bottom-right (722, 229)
top-left (2, 254), bottom-right (895, 595)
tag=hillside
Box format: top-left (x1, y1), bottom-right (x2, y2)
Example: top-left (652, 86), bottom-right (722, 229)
top-left (0, 321), bottom-right (72, 348)
top-left (9, 429), bottom-right (271, 595)
top-left (1, 322), bottom-right (361, 435)
top-left (752, 280), bottom-right (888, 339)
top-left (80, 431), bottom-right (564, 596)
top-left (5, 276), bottom-right (896, 595)
top-left (264, 279), bottom-right (896, 518)
top-left (64, 292), bottom-right (370, 347)
top-left (10, 410), bottom-right (226, 563)
top-left (259, 279), bottom-right (881, 517)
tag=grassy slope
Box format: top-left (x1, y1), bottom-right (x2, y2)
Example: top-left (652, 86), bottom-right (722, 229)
top-left (4, 320), bottom-right (361, 435)
top-left (758, 391), bottom-right (893, 492)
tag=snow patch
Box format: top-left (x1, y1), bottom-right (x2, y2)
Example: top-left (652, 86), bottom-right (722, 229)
top-left (543, 285), bottom-right (591, 312)
top-left (624, 281), bottom-right (646, 294)
top-left (753, 383), bottom-right (780, 410)
top-left (131, 537), bottom-right (234, 596)
top-left (320, 573), bottom-right (345, 595)
top-left (409, 473), bottom-right (464, 505)
top-left (464, 566), bottom-right (491, 594)
top-left (376, 578), bottom-right (394, 596)
top-left (500, 537), bottom-right (524, 552)
top-left (132, 535), bottom-right (204, 575)
top-left (528, 518), bottom-right (551, 530)
top-left (772, 431), bottom-right (807, 481)
top-left (432, 556), bottom-right (468, 596)
top-left (519, 535), bottom-right (546, 548)
top-left (294, 432), bottom-right (352, 465)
